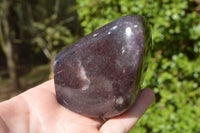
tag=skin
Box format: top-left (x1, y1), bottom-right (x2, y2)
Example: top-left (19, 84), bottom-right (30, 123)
top-left (0, 80), bottom-right (155, 133)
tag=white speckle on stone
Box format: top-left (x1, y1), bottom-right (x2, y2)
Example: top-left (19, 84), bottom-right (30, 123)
top-left (126, 44), bottom-right (132, 50)
top-left (122, 69), bottom-right (126, 73)
top-left (104, 79), bottom-right (113, 92)
top-left (125, 27), bottom-right (132, 37)
top-left (82, 80), bottom-right (90, 90)
top-left (136, 50), bottom-right (140, 55)
top-left (78, 61), bottom-right (90, 90)
top-left (79, 66), bottom-right (87, 80)
top-left (111, 25), bottom-right (118, 30)
top-left (107, 31), bottom-right (111, 35)
top-left (56, 70), bottom-right (63, 74)
top-left (134, 25), bottom-right (138, 28)
top-left (116, 96), bottom-right (124, 105)
top-left (93, 33), bottom-right (99, 37)
top-left (121, 47), bottom-right (125, 55)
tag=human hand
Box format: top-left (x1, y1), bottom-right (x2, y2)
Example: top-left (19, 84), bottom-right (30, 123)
top-left (0, 80), bottom-right (155, 133)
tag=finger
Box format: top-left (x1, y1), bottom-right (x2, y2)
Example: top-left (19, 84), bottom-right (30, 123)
top-left (100, 88), bottom-right (155, 133)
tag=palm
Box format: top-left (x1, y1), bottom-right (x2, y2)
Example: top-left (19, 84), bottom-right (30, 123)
top-left (20, 80), bottom-right (101, 133)
top-left (1, 80), bottom-right (154, 133)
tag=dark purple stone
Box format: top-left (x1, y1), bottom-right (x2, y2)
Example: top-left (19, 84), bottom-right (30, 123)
top-left (54, 15), bottom-right (152, 119)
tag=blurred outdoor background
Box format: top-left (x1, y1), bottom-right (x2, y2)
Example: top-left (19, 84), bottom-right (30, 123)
top-left (0, 0), bottom-right (200, 132)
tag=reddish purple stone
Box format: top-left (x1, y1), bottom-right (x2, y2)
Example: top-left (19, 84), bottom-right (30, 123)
top-left (54, 15), bottom-right (152, 119)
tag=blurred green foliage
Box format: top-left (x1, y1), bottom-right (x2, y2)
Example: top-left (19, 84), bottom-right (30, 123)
top-left (76, 0), bottom-right (200, 132)
top-left (0, 0), bottom-right (79, 62)
top-left (30, 0), bottom-right (78, 59)
top-left (0, 0), bottom-right (81, 89)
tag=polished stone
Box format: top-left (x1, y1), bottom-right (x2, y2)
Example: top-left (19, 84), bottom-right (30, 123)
top-left (54, 15), bottom-right (152, 119)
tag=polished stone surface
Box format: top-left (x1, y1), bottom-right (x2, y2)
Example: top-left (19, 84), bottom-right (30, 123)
top-left (54, 15), bottom-right (152, 119)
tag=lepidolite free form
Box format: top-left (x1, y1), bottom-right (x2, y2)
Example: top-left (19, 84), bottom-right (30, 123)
top-left (54, 15), bottom-right (152, 119)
